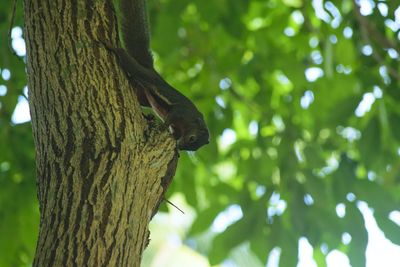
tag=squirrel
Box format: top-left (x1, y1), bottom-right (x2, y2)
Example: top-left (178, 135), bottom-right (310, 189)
top-left (107, 0), bottom-right (209, 151)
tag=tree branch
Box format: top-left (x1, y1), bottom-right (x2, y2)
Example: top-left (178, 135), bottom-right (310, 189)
top-left (352, 0), bottom-right (400, 82)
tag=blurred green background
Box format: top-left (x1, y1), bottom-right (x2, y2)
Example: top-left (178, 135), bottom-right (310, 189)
top-left (1, 0), bottom-right (400, 266)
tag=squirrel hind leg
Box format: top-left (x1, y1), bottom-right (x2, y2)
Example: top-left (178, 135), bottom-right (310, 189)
top-left (135, 87), bottom-right (151, 107)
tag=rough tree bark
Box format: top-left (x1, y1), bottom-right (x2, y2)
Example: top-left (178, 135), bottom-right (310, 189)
top-left (24, 0), bottom-right (178, 266)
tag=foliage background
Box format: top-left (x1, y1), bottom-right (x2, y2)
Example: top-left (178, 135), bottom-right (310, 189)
top-left (1, 0), bottom-right (400, 266)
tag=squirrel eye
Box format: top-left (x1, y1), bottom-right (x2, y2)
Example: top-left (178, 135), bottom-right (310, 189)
top-left (188, 135), bottom-right (196, 143)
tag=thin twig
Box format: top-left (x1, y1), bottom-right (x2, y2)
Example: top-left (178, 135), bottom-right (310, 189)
top-left (164, 198), bottom-right (185, 214)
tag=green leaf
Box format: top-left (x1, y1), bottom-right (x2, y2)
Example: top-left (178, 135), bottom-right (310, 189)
top-left (209, 218), bottom-right (251, 265)
top-left (279, 231), bottom-right (298, 267)
top-left (359, 117), bottom-right (381, 169)
top-left (189, 205), bottom-right (224, 235)
top-left (375, 213), bottom-right (400, 245)
top-left (345, 204), bottom-right (367, 267)
top-left (313, 248), bottom-right (327, 267)
top-left (283, 0), bottom-right (303, 8)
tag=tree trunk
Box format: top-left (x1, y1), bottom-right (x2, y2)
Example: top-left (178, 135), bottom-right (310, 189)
top-left (23, 0), bottom-right (177, 266)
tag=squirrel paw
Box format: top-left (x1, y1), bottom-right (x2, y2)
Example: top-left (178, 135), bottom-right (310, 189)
top-left (143, 113), bottom-right (156, 121)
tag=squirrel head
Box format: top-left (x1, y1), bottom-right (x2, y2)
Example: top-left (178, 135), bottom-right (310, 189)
top-left (173, 117), bottom-right (209, 151)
